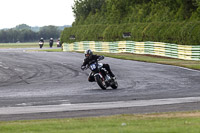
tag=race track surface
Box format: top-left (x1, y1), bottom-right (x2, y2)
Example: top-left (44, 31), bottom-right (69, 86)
top-left (0, 48), bottom-right (200, 121)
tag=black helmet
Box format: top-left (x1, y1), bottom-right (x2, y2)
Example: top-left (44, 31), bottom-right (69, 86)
top-left (85, 49), bottom-right (93, 58)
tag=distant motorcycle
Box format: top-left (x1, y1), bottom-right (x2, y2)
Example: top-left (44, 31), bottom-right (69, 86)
top-left (57, 40), bottom-right (61, 47)
top-left (82, 59), bottom-right (118, 90)
top-left (39, 41), bottom-right (44, 48)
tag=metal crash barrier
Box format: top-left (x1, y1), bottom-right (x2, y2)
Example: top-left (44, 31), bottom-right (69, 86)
top-left (63, 41), bottom-right (200, 61)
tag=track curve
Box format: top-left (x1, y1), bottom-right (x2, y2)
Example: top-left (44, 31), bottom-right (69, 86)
top-left (0, 48), bottom-right (200, 120)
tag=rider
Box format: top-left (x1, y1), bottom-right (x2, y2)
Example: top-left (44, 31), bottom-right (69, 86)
top-left (49, 38), bottom-right (54, 48)
top-left (81, 49), bottom-right (115, 82)
top-left (39, 38), bottom-right (44, 48)
top-left (39, 37), bottom-right (44, 42)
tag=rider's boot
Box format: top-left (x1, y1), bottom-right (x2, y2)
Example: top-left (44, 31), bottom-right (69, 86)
top-left (109, 72), bottom-right (116, 79)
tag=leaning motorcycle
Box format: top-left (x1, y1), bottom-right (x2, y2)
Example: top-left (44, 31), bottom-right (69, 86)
top-left (82, 59), bottom-right (118, 90)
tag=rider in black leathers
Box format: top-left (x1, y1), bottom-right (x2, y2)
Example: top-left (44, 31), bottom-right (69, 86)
top-left (49, 38), bottom-right (54, 48)
top-left (39, 38), bottom-right (44, 48)
top-left (81, 49), bottom-right (115, 82)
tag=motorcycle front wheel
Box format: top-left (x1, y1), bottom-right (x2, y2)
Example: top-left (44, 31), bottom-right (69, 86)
top-left (95, 75), bottom-right (107, 90)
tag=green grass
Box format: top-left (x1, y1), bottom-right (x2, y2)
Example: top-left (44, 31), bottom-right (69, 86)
top-left (39, 49), bottom-right (63, 52)
top-left (0, 42), bottom-right (55, 48)
top-left (0, 112), bottom-right (200, 133)
top-left (94, 52), bottom-right (200, 70)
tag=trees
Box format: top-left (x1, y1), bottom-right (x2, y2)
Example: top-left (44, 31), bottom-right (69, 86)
top-left (0, 25), bottom-right (62, 43)
top-left (72, 0), bottom-right (200, 25)
top-left (61, 0), bottom-right (200, 45)
top-left (73, 0), bottom-right (105, 17)
top-left (39, 25), bottom-right (60, 40)
top-left (15, 24), bottom-right (31, 30)
top-left (72, 0), bottom-right (105, 25)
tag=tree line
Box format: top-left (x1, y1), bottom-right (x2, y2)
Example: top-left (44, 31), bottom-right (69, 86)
top-left (0, 24), bottom-right (67, 43)
top-left (61, 0), bottom-right (200, 45)
top-left (72, 0), bottom-right (200, 25)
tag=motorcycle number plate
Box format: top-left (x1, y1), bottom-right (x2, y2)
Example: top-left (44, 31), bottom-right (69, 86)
top-left (90, 64), bottom-right (96, 70)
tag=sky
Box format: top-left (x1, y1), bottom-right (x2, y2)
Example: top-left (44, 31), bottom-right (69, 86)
top-left (0, 0), bottom-right (75, 29)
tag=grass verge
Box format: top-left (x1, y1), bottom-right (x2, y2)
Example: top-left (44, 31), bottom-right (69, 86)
top-left (0, 111), bottom-right (200, 133)
top-left (0, 43), bottom-right (55, 48)
top-left (39, 49), bottom-right (63, 52)
top-left (98, 52), bottom-right (200, 70)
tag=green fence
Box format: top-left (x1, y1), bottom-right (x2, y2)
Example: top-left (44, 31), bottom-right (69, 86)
top-left (63, 41), bottom-right (200, 61)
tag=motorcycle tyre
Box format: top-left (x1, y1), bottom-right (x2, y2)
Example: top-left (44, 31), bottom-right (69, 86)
top-left (111, 80), bottom-right (118, 89)
top-left (39, 44), bottom-right (43, 48)
top-left (95, 75), bottom-right (107, 90)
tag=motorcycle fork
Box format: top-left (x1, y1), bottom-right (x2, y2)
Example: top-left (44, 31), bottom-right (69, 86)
top-left (99, 72), bottom-right (105, 81)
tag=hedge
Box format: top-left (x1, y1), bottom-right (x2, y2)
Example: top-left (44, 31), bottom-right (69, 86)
top-left (60, 22), bottom-right (200, 45)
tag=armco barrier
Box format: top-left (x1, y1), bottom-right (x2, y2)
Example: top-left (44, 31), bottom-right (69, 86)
top-left (63, 41), bottom-right (200, 61)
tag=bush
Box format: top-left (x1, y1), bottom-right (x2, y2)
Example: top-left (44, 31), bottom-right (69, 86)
top-left (61, 22), bottom-right (200, 45)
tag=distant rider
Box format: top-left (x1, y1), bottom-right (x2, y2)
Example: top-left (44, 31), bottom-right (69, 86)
top-left (49, 38), bottom-right (54, 48)
top-left (57, 38), bottom-right (61, 47)
top-left (81, 49), bottom-right (115, 82)
top-left (39, 38), bottom-right (44, 48)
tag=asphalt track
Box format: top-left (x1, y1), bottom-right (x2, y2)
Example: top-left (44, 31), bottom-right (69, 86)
top-left (0, 48), bottom-right (200, 121)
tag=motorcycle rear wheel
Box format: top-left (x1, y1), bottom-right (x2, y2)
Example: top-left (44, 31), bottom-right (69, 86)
top-left (111, 80), bottom-right (118, 89)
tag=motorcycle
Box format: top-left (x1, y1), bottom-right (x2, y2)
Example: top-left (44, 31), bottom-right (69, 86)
top-left (39, 41), bottom-right (44, 48)
top-left (82, 59), bottom-right (118, 90)
top-left (57, 40), bottom-right (61, 47)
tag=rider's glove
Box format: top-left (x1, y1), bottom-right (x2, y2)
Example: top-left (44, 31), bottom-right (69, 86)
top-left (98, 56), bottom-right (104, 61)
top-left (81, 65), bottom-right (86, 70)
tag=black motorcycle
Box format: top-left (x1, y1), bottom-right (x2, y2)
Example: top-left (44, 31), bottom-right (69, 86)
top-left (82, 59), bottom-right (118, 90)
